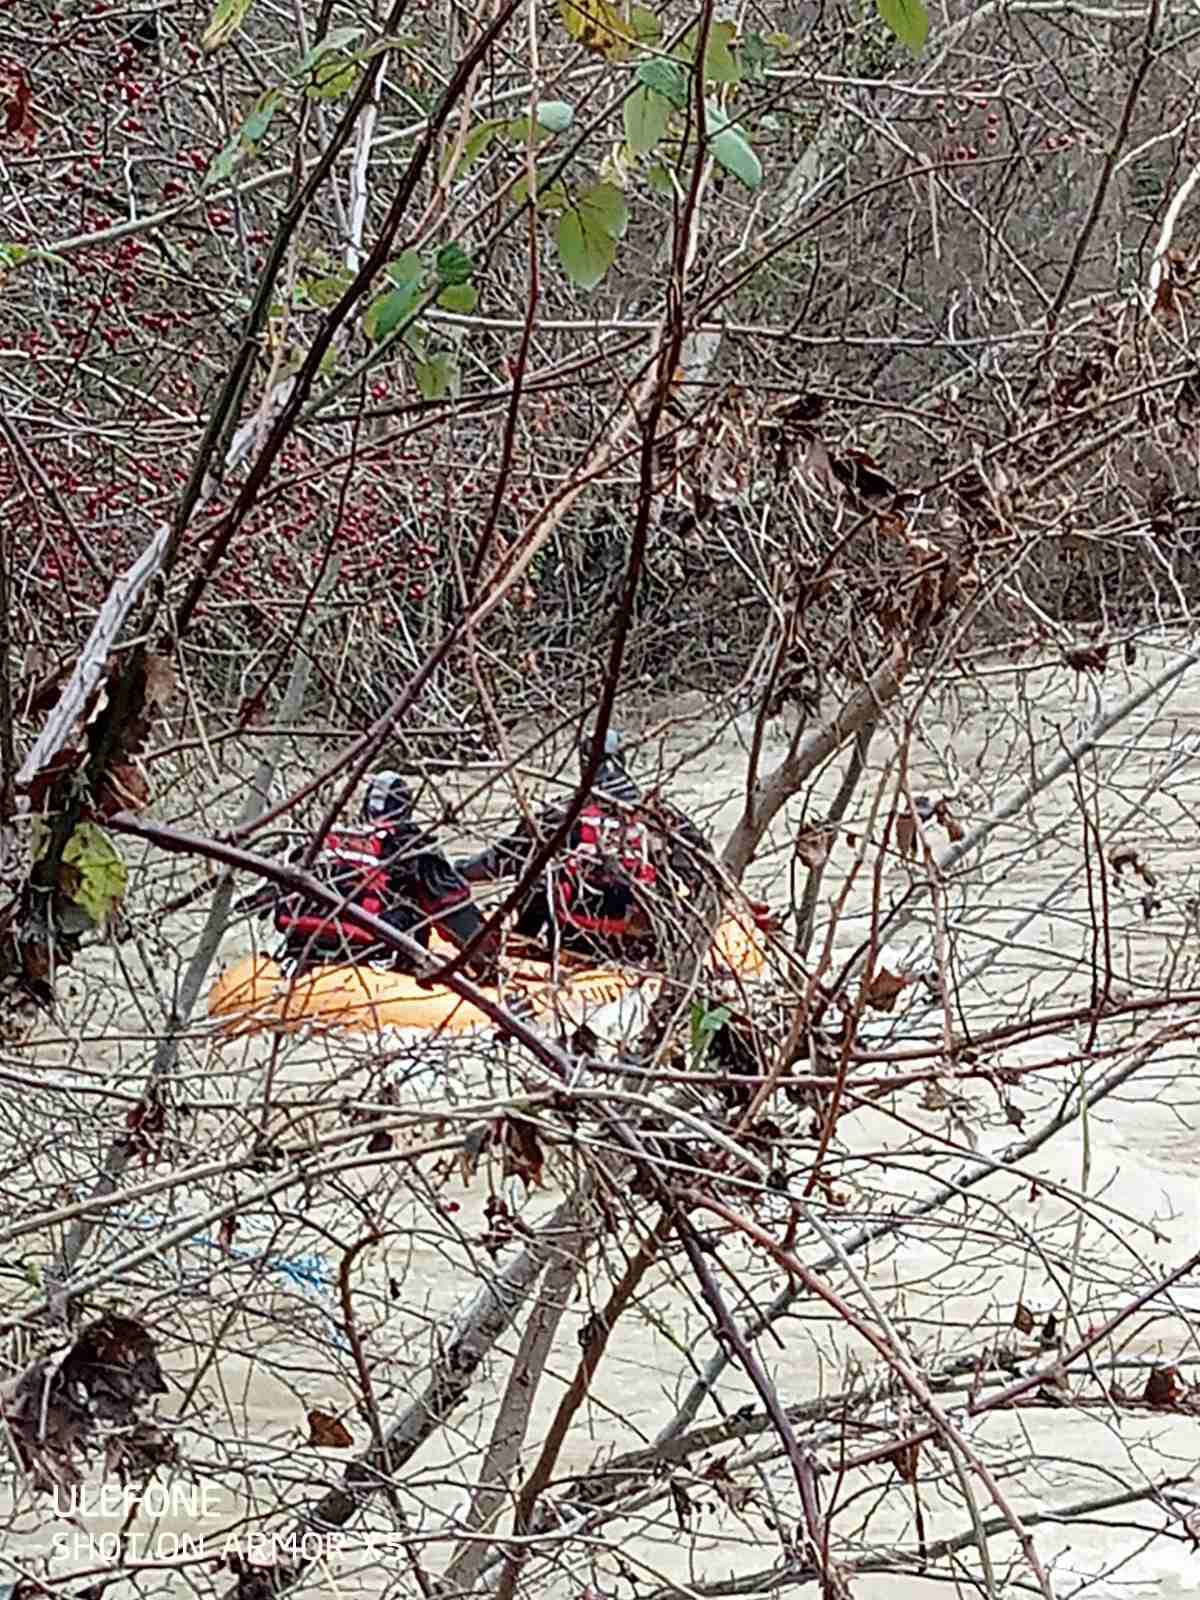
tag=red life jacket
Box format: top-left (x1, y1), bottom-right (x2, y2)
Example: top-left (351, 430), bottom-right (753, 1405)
top-left (557, 803), bottom-right (657, 934)
top-left (276, 829), bottom-right (389, 947)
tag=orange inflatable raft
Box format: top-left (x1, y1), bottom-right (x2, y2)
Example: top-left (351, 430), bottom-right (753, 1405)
top-left (207, 915), bottom-right (766, 1039)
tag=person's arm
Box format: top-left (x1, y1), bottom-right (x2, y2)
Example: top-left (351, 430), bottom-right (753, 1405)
top-left (234, 839), bottom-right (308, 917)
top-left (420, 854), bottom-right (501, 974)
top-left (456, 807), bottom-right (561, 882)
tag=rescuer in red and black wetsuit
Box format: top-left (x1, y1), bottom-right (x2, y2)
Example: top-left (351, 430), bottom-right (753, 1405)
top-left (458, 732), bottom-right (709, 963)
top-left (273, 771), bottom-right (497, 980)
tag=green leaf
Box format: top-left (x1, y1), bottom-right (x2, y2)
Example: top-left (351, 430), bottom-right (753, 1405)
top-left (365, 254), bottom-right (425, 341)
top-left (535, 99), bottom-right (574, 132)
top-left (876, 0), bottom-right (929, 53)
top-left (689, 1000), bottom-right (730, 1064)
top-left (435, 242), bottom-right (474, 286)
top-left (294, 26), bottom-right (363, 76)
top-left (646, 161), bottom-right (675, 197)
top-left (679, 19), bottom-right (740, 83)
top-left (706, 102), bottom-right (762, 189)
top-left (61, 824), bottom-right (127, 929)
top-left (307, 51), bottom-right (359, 99)
top-left (387, 248), bottom-right (424, 287)
top-left (624, 85), bottom-right (673, 154)
top-left (635, 58), bottom-right (689, 110)
top-left (558, 211), bottom-right (616, 289)
top-left (444, 118), bottom-right (503, 178)
top-left (242, 90), bottom-right (282, 144)
top-left (581, 180), bottom-right (629, 237)
top-left (628, 4), bottom-right (661, 41)
top-left (298, 271), bottom-right (352, 307)
top-left (556, 182), bottom-right (628, 290)
top-left (207, 89), bottom-right (282, 186)
top-left (436, 282), bottom-right (478, 312)
top-left (512, 174), bottom-right (570, 211)
top-left (366, 291), bottom-right (417, 341)
top-left (711, 126), bottom-right (762, 188)
top-left (207, 137), bottom-right (240, 186)
top-left (201, 0), bottom-right (252, 52)
top-left (414, 355), bottom-right (455, 400)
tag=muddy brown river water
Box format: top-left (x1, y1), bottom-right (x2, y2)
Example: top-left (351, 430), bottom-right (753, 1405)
top-left (4, 646), bottom-right (1200, 1598)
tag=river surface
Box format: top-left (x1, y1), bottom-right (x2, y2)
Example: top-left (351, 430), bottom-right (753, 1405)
top-left (4, 644), bottom-right (1200, 1598)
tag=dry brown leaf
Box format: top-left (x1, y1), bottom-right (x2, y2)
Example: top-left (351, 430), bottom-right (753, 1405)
top-left (795, 828), bottom-right (831, 870)
top-left (669, 1477), bottom-right (693, 1529)
top-left (920, 1080), bottom-right (949, 1111)
top-left (96, 761), bottom-right (151, 818)
top-left (888, 1440), bottom-right (920, 1483)
top-left (501, 1117), bottom-right (544, 1188)
top-left (143, 652), bottom-right (178, 708)
top-left (1144, 1366), bottom-right (1184, 1407)
top-left (306, 1409), bottom-right (352, 1448)
top-left (895, 812), bottom-right (918, 858)
top-left (1065, 643), bottom-right (1108, 673)
top-left (1014, 1302), bottom-right (1035, 1335)
top-left (865, 965), bottom-right (911, 1012)
top-left (935, 799), bottom-right (965, 842)
top-left (1110, 844), bottom-right (1157, 888)
top-left (703, 1454), bottom-right (755, 1514)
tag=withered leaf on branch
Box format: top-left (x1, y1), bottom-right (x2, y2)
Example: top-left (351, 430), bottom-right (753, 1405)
top-left (865, 963), bottom-right (913, 1012)
top-left (105, 1420), bottom-right (176, 1484)
top-left (702, 1454), bottom-right (755, 1513)
top-left (669, 1477), bottom-right (694, 1529)
top-left (142, 652), bottom-right (177, 709)
top-left (1144, 1366), bottom-right (1184, 1407)
top-left (830, 448), bottom-right (896, 502)
top-left (1109, 844), bottom-right (1157, 887)
top-left (887, 1440), bottom-right (920, 1483)
top-left (306, 1409), bottom-right (353, 1448)
top-left (1064, 643), bottom-right (1108, 673)
top-left (1014, 1302), bottom-right (1035, 1335)
top-left (458, 1122), bottom-right (493, 1185)
top-left (1, 1314), bottom-right (167, 1492)
top-left (96, 761), bottom-right (151, 819)
top-left (125, 1088), bottom-right (168, 1168)
top-left (795, 827), bottom-right (831, 870)
top-left (501, 1116), bottom-right (544, 1188)
top-left (21, 747), bottom-right (84, 811)
top-left (934, 798), bottom-right (965, 842)
top-left (894, 810), bottom-right (921, 858)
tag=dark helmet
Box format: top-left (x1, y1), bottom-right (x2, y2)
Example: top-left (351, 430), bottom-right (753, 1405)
top-left (579, 727), bottom-right (639, 805)
top-left (362, 770), bottom-right (413, 825)
top-left (577, 727), bottom-right (624, 767)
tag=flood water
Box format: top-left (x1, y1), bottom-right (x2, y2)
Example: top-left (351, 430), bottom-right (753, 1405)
top-left (4, 643), bottom-right (1200, 1598)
